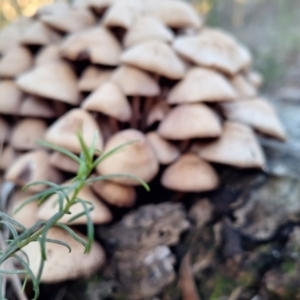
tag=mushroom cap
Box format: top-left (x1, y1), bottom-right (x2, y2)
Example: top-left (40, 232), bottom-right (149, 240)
top-left (38, 183), bottom-right (112, 224)
top-left (96, 129), bottom-right (159, 185)
top-left (146, 132), bottom-right (180, 165)
top-left (120, 40), bottom-right (186, 79)
top-left (146, 0), bottom-right (203, 29)
top-left (92, 179), bottom-right (136, 207)
top-left (158, 104), bottom-right (222, 140)
top-left (82, 82), bottom-right (132, 122)
top-left (21, 227), bottom-right (106, 282)
top-left (0, 80), bottom-right (23, 115)
top-left (45, 108), bottom-right (103, 153)
top-left (161, 153), bottom-right (219, 192)
top-left (49, 152), bottom-right (79, 173)
top-left (10, 190), bottom-right (40, 229)
top-left (10, 118), bottom-right (48, 150)
top-left (16, 61), bottom-right (80, 105)
top-left (111, 65), bottom-right (160, 96)
top-left (78, 66), bottom-right (113, 92)
top-left (231, 74), bottom-right (257, 98)
top-left (124, 16), bottom-right (174, 48)
top-left (168, 67), bottom-right (238, 104)
top-left (245, 70), bottom-right (263, 88)
top-left (35, 44), bottom-right (61, 66)
top-left (36, 2), bottom-right (70, 17)
top-left (60, 27), bottom-right (122, 66)
top-left (0, 46), bottom-right (33, 78)
top-left (173, 28), bottom-right (252, 75)
top-left (5, 150), bottom-right (63, 192)
top-left (195, 121), bottom-right (266, 169)
top-left (0, 146), bottom-right (16, 171)
top-left (221, 98), bottom-right (286, 141)
top-left (41, 8), bottom-right (96, 33)
top-left (103, 1), bottom-right (139, 30)
top-left (87, 0), bottom-right (114, 11)
top-left (0, 17), bottom-right (34, 54)
top-left (0, 116), bottom-right (10, 144)
top-left (20, 96), bottom-right (57, 119)
top-left (146, 101), bottom-right (171, 127)
top-left (21, 21), bottom-right (61, 46)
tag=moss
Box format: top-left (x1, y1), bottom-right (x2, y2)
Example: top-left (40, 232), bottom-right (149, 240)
top-left (208, 274), bottom-right (236, 300)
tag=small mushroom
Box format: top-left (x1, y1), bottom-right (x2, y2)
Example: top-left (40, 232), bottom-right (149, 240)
top-left (221, 98), bottom-right (286, 141)
top-left (60, 27), bottom-right (122, 66)
top-left (146, 131), bottom-right (180, 165)
top-left (45, 108), bottom-right (103, 154)
top-left (245, 70), bottom-right (263, 88)
top-left (167, 67), bottom-right (238, 104)
top-left (41, 8), bottom-right (96, 33)
top-left (38, 183), bottom-right (112, 224)
top-left (0, 80), bottom-right (23, 115)
top-left (10, 118), bottom-right (48, 150)
top-left (17, 61), bottom-right (80, 105)
top-left (35, 44), bottom-right (61, 66)
top-left (173, 28), bottom-right (252, 76)
top-left (78, 66), bottom-right (113, 92)
top-left (97, 129), bottom-right (159, 185)
top-left (92, 179), bottom-right (136, 207)
top-left (82, 81), bottom-right (132, 122)
top-left (194, 121), bottom-right (266, 169)
top-left (5, 150), bottom-right (63, 192)
top-left (231, 74), bottom-right (257, 98)
top-left (161, 153), bottom-right (219, 192)
top-left (21, 21), bottom-right (61, 46)
top-left (121, 40), bottom-right (186, 79)
top-left (124, 16), bottom-right (174, 48)
top-left (158, 104), bottom-right (222, 140)
top-left (0, 46), bottom-right (33, 78)
top-left (146, 101), bottom-right (171, 127)
top-left (21, 227), bottom-right (106, 282)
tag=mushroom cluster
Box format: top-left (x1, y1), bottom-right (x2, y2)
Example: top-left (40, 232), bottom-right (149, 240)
top-left (0, 0), bottom-right (285, 282)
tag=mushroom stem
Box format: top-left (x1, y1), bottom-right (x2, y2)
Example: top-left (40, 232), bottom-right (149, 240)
top-left (171, 192), bottom-right (185, 202)
top-left (53, 101), bottom-right (67, 117)
top-left (179, 139), bottom-right (190, 153)
top-left (142, 97), bottom-right (154, 131)
top-left (131, 96), bottom-right (140, 129)
top-left (109, 117), bottom-right (119, 134)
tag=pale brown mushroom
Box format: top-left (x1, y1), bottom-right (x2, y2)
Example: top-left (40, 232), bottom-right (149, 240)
top-left (5, 150), bottom-right (63, 192)
top-left (20, 96), bottom-right (57, 119)
top-left (21, 227), bottom-right (106, 282)
top-left (17, 61), bottom-right (80, 105)
top-left (0, 146), bottom-right (16, 171)
top-left (49, 152), bottom-right (79, 173)
top-left (158, 104), bottom-right (222, 140)
top-left (0, 46), bottom-right (33, 78)
top-left (146, 132), bottom-right (180, 165)
top-left (38, 183), bottom-right (112, 224)
top-left (9, 190), bottom-right (40, 229)
top-left (124, 16), bottom-right (174, 48)
top-left (78, 66), bottom-right (113, 92)
top-left (36, 2), bottom-right (70, 17)
top-left (0, 117), bottom-right (9, 144)
top-left (10, 118), bottom-right (48, 151)
top-left (45, 108), bottom-right (103, 154)
top-left (231, 74), bottom-right (257, 98)
top-left (60, 27), bottom-right (122, 66)
top-left (145, 0), bottom-right (203, 29)
top-left (167, 67), bottom-right (238, 104)
top-left (41, 8), bottom-right (96, 33)
top-left (21, 21), bottom-right (61, 46)
top-left (245, 70), bottom-right (263, 88)
top-left (194, 121), bottom-right (266, 169)
top-left (111, 65), bottom-right (160, 97)
top-left (0, 80), bottom-right (23, 115)
top-left (82, 81), bottom-right (132, 122)
top-left (173, 28), bottom-right (252, 76)
top-left (161, 153), bottom-right (219, 192)
top-left (221, 98), bottom-right (286, 141)
top-left (120, 40), bottom-right (186, 79)
top-left (92, 179), bottom-right (136, 207)
top-left (35, 44), bottom-right (61, 66)
top-left (96, 129), bottom-right (159, 185)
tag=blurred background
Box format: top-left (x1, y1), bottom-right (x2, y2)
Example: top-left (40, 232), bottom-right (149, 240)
top-left (1, 0), bottom-right (300, 92)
